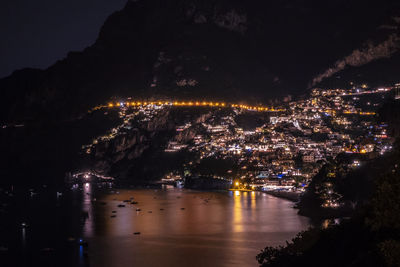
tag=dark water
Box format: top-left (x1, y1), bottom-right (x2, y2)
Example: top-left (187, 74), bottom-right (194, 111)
top-left (82, 185), bottom-right (310, 267)
top-left (0, 185), bottom-right (309, 267)
top-left (0, 185), bottom-right (86, 267)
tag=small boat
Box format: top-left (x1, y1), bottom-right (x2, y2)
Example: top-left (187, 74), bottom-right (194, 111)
top-left (133, 232), bottom-right (141, 235)
top-left (117, 204), bottom-right (125, 208)
top-left (181, 208), bottom-right (185, 210)
top-left (111, 210), bottom-right (117, 213)
top-left (136, 208), bottom-right (141, 211)
top-left (160, 208), bottom-right (164, 211)
top-left (130, 201), bottom-right (138, 204)
top-left (110, 215), bottom-right (116, 218)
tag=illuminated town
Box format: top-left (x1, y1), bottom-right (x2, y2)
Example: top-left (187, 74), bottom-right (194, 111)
top-left (80, 83), bottom-right (397, 208)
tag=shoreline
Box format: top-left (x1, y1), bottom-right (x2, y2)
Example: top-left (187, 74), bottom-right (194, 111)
top-left (261, 190), bottom-right (301, 202)
top-left (228, 188), bottom-right (301, 202)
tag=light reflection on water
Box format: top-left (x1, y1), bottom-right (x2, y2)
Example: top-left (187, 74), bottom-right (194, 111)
top-left (233, 191), bottom-right (243, 233)
top-left (82, 188), bottom-right (309, 267)
top-left (83, 183), bottom-right (93, 237)
top-left (21, 228), bottom-right (26, 248)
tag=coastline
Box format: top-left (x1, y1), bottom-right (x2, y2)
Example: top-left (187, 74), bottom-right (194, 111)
top-left (229, 188), bottom-right (301, 202)
top-left (262, 190), bottom-right (301, 202)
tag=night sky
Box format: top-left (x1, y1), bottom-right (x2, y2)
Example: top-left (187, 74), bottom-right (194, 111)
top-left (0, 0), bottom-right (126, 78)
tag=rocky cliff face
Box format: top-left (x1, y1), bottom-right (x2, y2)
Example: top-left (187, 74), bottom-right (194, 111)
top-left (87, 107), bottom-right (211, 181)
top-left (90, 109), bottom-right (169, 174)
top-left (174, 113), bottom-right (210, 143)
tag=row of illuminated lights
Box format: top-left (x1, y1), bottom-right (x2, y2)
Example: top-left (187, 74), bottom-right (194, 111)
top-left (321, 109), bottom-right (376, 116)
top-left (343, 111), bottom-right (376, 115)
top-left (105, 101), bottom-right (285, 111)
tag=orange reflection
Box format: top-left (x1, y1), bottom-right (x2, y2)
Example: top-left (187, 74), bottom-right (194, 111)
top-left (233, 191), bottom-right (243, 232)
top-left (251, 191), bottom-right (256, 211)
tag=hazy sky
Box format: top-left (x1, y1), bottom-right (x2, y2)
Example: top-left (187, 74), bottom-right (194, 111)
top-left (0, 0), bottom-right (126, 78)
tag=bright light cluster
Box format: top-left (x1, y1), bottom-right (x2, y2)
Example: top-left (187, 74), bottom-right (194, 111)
top-left (105, 101), bottom-right (284, 112)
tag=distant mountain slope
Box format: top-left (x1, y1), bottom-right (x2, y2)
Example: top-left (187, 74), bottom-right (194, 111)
top-left (315, 52), bottom-right (400, 89)
top-left (1, 0), bottom-right (399, 122)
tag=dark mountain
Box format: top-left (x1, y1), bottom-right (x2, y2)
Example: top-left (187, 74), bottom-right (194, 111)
top-left (1, 0), bottom-right (400, 123)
